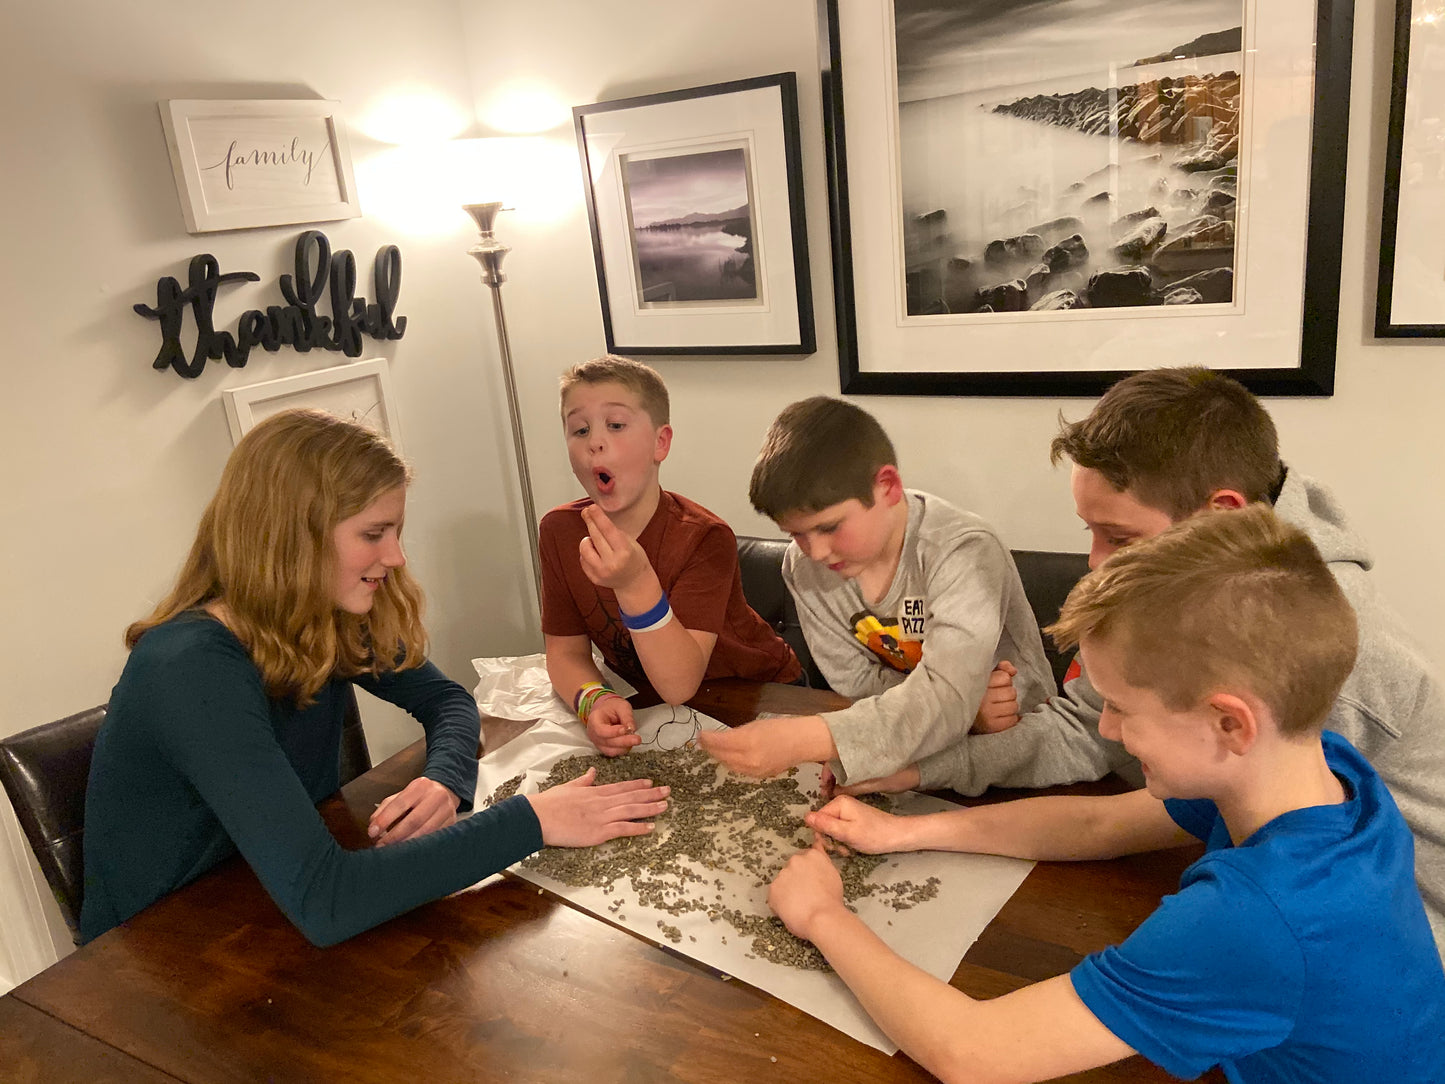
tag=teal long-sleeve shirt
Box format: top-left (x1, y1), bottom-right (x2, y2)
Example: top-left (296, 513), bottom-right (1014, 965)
top-left (80, 612), bottom-right (541, 946)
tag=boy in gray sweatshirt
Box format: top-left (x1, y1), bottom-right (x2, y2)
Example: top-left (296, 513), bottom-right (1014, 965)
top-left (851, 367), bottom-right (1445, 953)
top-left (699, 396), bottom-right (1052, 785)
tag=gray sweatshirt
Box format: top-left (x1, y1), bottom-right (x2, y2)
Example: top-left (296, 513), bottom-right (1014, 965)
top-left (916, 471), bottom-right (1445, 952)
top-left (785, 490), bottom-right (1054, 784)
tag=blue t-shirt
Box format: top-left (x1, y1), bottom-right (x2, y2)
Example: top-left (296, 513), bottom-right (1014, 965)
top-left (1071, 731), bottom-right (1445, 1083)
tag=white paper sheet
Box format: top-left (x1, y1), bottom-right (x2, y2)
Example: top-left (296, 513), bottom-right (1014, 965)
top-left (472, 652), bottom-right (636, 726)
top-left (468, 658), bottom-right (1036, 1054)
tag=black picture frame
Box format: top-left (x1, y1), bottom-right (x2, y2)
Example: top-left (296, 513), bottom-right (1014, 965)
top-left (818, 0), bottom-right (1354, 397)
top-left (573, 72), bottom-right (816, 356)
top-left (1376, 0), bottom-right (1445, 337)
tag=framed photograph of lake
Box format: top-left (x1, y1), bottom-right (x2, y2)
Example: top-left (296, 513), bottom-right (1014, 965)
top-left (574, 73), bottom-right (815, 354)
top-left (818, 0), bottom-right (1354, 396)
top-left (623, 146), bottom-right (760, 305)
top-left (1377, 0), bottom-right (1445, 336)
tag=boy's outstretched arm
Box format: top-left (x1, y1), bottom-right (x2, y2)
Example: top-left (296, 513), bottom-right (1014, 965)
top-left (579, 505), bottom-right (716, 704)
top-left (790, 536), bottom-right (1047, 785)
top-left (807, 787), bottom-right (1196, 862)
top-left (697, 714), bottom-right (837, 777)
top-left (544, 632), bottom-right (606, 700)
top-left (822, 661), bottom-right (1018, 794)
top-left (770, 848), bottom-right (1135, 1084)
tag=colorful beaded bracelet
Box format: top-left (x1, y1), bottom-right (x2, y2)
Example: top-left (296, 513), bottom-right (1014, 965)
top-left (574, 680), bottom-right (619, 722)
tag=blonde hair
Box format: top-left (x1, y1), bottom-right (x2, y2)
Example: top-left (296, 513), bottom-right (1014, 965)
top-left (749, 397), bottom-right (898, 519)
top-left (126, 409), bottom-right (428, 704)
top-left (1047, 505), bottom-right (1356, 736)
top-left (558, 355), bottom-right (670, 427)
top-left (1050, 366), bottom-right (1281, 519)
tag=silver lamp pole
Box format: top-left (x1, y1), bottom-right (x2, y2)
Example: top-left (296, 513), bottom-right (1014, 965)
top-left (464, 201), bottom-right (542, 605)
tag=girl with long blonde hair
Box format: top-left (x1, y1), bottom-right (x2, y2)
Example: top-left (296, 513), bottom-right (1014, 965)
top-left (82, 409), bottom-right (666, 946)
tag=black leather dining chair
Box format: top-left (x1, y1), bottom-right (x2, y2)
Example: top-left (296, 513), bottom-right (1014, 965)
top-left (0, 705), bottom-right (107, 943)
top-left (338, 686), bottom-right (373, 784)
top-left (736, 535), bottom-right (830, 690)
top-left (1010, 549), bottom-right (1091, 692)
top-left (0, 688), bottom-right (371, 945)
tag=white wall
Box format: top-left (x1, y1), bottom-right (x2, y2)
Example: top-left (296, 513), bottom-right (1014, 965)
top-left (0, 0), bottom-right (533, 980)
top-left (3, 0), bottom-right (1440, 984)
top-left (457, 0), bottom-right (1445, 667)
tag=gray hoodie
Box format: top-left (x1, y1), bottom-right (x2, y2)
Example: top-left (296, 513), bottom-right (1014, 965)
top-left (916, 472), bottom-right (1445, 951)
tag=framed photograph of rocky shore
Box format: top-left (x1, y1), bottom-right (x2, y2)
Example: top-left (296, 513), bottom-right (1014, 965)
top-left (1377, 0), bottom-right (1445, 336)
top-left (573, 73), bottom-right (816, 355)
top-left (818, 0), bottom-right (1354, 396)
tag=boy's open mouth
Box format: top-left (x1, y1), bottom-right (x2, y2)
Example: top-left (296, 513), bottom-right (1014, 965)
top-left (594, 468), bottom-right (616, 495)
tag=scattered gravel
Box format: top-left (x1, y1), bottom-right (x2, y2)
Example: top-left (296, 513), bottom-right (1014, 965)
top-left (483, 771), bottom-right (525, 807)
top-left (484, 747), bottom-right (941, 971)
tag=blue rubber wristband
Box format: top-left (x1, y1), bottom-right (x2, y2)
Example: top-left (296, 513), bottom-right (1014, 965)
top-left (621, 592), bottom-right (670, 631)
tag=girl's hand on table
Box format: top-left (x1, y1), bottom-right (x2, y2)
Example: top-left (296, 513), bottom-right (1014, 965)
top-left (527, 767), bottom-right (669, 846)
top-left (370, 777), bottom-right (461, 846)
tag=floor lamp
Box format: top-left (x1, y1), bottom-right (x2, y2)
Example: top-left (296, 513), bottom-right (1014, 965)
top-left (464, 201), bottom-right (542, 606)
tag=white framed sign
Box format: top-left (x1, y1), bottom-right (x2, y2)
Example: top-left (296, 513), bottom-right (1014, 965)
top-left (159, 99), bottom-right (362, 233)
top-left (221, 359), bottom-right (400, 450)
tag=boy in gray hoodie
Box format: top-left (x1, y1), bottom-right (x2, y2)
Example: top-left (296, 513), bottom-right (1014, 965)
top-left (850, 367), bottom-right (1445, 952)
top-left (699, 396), bottom-right (1053, 786)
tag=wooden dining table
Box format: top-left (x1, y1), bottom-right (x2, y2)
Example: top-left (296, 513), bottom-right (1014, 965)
top-left (6, 679), bottom-right (1223, 1083)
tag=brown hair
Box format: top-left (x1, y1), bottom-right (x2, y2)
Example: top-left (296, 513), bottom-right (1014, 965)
top-left (1047, 505), bottom-right (1357, 736)
top-left (1050, 367), bottom-right (1281, 519)
top-left (558, 355), bottom-right (670, 427)
top-left (126, 409), bottom-right (428, 704)
top-left (749, 397), bottom-right (899, 519)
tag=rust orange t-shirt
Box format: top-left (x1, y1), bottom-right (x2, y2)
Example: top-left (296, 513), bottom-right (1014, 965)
top-left (539, 491), bottom-right (801, 690)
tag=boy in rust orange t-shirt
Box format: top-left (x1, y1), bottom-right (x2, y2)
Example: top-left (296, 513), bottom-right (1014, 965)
top-left (539, 355), bottom-right (800, 755)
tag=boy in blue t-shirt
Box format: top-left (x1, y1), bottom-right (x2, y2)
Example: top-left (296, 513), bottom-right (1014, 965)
top-left (768, 506), bottom-right (1445, 1082)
